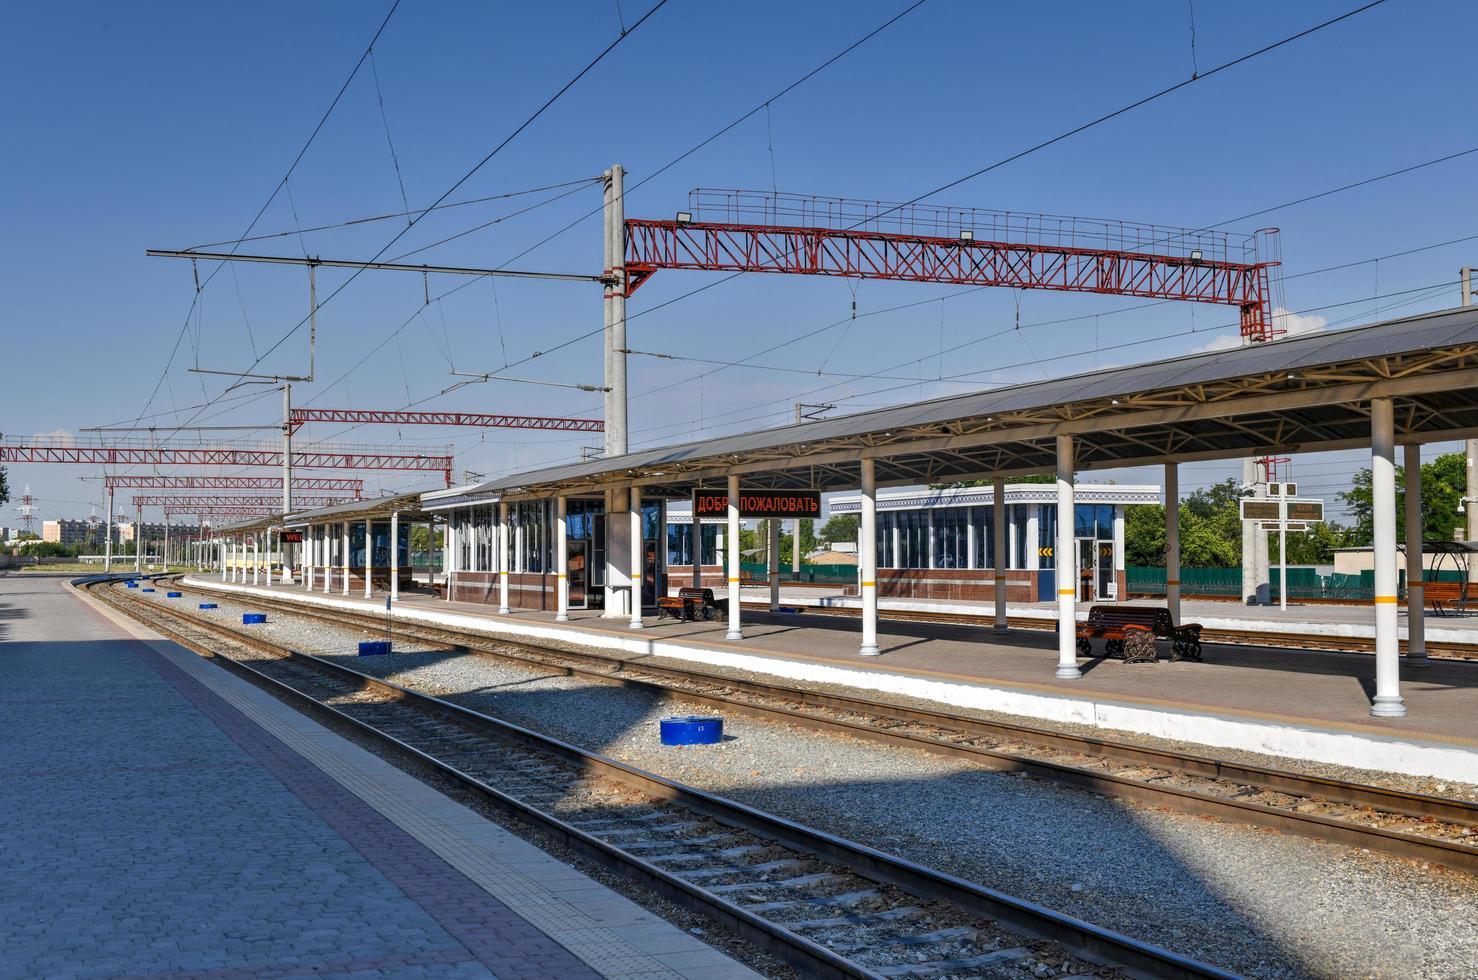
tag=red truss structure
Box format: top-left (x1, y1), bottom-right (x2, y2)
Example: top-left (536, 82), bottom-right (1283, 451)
top-left (289, 408), bottom-right (603, 433)
top-left (131, 495), bottom-right (354, 510)
top-left (105, 475), bottom-right (364, 493)
top-left (625, 190), bottom-right (1283, 341)
top-left (0, 445), bottom-right (453, 486)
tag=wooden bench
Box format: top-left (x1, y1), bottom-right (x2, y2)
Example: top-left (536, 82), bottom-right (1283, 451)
top-left (1424, 580), bottom-right (1471, 616)
top-left (1075, 604), bottom-right (1204, 663)
top-left (657, 587), bottom-right (721, 621)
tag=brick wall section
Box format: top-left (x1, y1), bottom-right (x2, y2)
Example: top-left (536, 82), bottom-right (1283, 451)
top-left (666, 565), bottom-right (726, 589)
top-left (878, 568), bottom-right (1038, 603)
top-left (450, 571), bottom-right (556, 611)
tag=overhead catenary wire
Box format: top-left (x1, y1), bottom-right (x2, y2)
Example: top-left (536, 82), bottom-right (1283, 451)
top-left (151, 0), bottom-right (671, 450)
top-left (474, 0), bottom-right (1404, 430)
top-left (132, 0), bottom-right (404, 430)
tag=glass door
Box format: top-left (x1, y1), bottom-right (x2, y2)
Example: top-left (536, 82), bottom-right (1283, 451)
top-left (568, 540), bottom-right (589, 609)
top-left (1097, 540), bottom-right (1115, 600)
top-left (1076, 538), bottom-right (1097, 602)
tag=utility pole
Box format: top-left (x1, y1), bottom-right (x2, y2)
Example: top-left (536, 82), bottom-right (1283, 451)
top-left (604, 165), bottom-right (628, 458)
top-left (1465, 268), bottom-right (1476, 544)
top-left (602, 164), bottom-right (631, 617)
top-left (283, 383), bottom-right (293, 515)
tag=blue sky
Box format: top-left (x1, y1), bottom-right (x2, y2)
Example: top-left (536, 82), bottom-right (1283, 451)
top-left (2, 0), bottom-right (1474, 525)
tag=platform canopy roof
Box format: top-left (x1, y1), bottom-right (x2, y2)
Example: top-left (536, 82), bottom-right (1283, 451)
top-left (461, 305), bottom-right (1478, 500)
top-left (215, 489), bottom-right (437, 534)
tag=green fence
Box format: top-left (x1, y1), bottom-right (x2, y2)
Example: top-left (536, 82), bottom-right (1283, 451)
top-left (740, 561), bottom-right (858, 585)
top-left (1128, 566), bottom-right (1466, 602)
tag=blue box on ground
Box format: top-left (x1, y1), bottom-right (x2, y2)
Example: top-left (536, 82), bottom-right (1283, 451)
top-left (166, 592), bottom-right (182, 598)
top-left (125, 581), bottom-right (138, 588)
top-left (660, 716), bottom-right (723, 745)
top-left (199, 603), bottom-right (218, 610)
top-left (242, 613), bottom-right (267, 625)
top-left (358, 640), bottom-right (392, 657)
top-left (141, 588), bottom-right (155, 593)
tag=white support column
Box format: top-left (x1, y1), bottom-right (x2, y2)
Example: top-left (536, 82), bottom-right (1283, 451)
top-left (445, 519), bottom-right (456, 603)
top-left (1165, 463), bottom-right (1181, 621)
top-left (692, 516), bottom-right (702, 589)
top-left (1404, 443), bottom-right (1428, 668)
top-left (498, 501), bottom-right (511, 615)
top-left (341, 523), bottom-right (350, 596)
top-left (221, 536), bottom-right (229, 581)
top-left (556, 497), bottom-right (569, 621)
top-left (252, 534), bottom-right (260, 586)
top-left (135, 506), bottom-right (143, 574)
top-left (966, 509), bottom-right (977, 570)
top-left (792, 518), bottom-right (802, 576)
top-left (390, 511), bottom-right (400, 602)
top-left (1055, 435), bottom-right (1081, 679)
top-left (322, 527), bottom-right (331, 592)
top-left (726, 475), bottom-right (743, 640)
top-left (304, 526), bottom-right (314, 590)
top-left (926, 509), bottom-right (936, 569)
top-left (1370, 398), bottom-right (1405, 716)
top-left (768, 519), bottom-right (781, 612)
top-left (363, 519), bottom-right (373, 598)
top-left (859, 458), bottom-right (880, 656)
top-left (629, 487), bottom-right (644, 629)
top-left (993, 477), bottom-right (1008, 630)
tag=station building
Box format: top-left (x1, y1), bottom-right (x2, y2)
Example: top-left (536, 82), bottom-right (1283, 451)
top-left (826, 483), bottom-right (1156, 603)
top-left (210, 306), bottom-right (1478, 721)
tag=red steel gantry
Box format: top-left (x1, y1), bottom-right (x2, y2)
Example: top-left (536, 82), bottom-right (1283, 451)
top-left (131, 495), bottom-right (355, 511)
top-left (104, 475), bottom-right (365, 494)
top-left (288, 409), bottom-right (603, 433)
top-left (0, 444), bottom-right (454, 486)
top-left (624, 190), bottom-right (1282, 341)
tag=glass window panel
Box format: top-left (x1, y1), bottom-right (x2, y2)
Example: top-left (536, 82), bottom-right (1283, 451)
top-left (1039, 504), bottom-right (1056, 569)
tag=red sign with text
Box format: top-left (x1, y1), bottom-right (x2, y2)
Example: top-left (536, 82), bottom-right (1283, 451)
top-left (693, 489), bottom-right (821, 520)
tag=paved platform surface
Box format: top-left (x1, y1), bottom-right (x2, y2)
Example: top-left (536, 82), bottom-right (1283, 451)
top-left (197, 577), bottom-right (1478, 766)
top-left (717, 583), bottom-right (1478, 641)
top-left (1, 576), bottom-right (757, 979)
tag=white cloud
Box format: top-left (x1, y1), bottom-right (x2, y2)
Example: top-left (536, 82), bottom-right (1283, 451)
top-left (1190, 333), bottom-right (1243, 354)
top-left (1190, 306), bottom-right (1328, 354)
top-left (30, 428), bottom-right (75, 447)
top-left (1277, 305), bottom-right (1327, 337)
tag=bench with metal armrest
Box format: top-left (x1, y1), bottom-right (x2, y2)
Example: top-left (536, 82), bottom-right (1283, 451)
top-left (657, 586), bottom-right (722, 621)
top-left (1075, 604), bottom-right (1203, 663)
top-left (1424, 580), bottom-right (1472, 616)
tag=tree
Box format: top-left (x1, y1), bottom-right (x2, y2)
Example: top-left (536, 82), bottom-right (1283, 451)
top-left (1125, 478), bottom-right (1245, 568)
top-left (778, 519), bottom-right (818, 565)
top-left (1338, 450), bottom-right (1465, 547)
top-left (0, 465), bottom-right (8, 508)
top-left (819, 514), bottom-right (858, 545)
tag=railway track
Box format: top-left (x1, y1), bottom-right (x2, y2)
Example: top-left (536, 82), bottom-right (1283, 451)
top-left (744, 601), bottom-right (1478, 660)
top-left (87, 578), bottom-right (1234, 980)
top-left (170, 578), bottom-right (1478, 879)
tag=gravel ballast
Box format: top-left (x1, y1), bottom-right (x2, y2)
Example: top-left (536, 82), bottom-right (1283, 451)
top-left (147, 586), bottom-right (1478, 978)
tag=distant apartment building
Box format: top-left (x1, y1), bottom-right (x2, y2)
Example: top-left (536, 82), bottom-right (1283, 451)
top-left (118, 522), bottom-right (168, 546)
top-left (42, 519), bottom-right (112, 547)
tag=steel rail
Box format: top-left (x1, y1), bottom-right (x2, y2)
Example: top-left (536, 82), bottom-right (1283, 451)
top-left (170, 580), bottom-right (1478, 876)
top-left (88, 579), bottom-right (1233, 980)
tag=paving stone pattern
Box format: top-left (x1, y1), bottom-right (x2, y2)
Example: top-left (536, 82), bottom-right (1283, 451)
top-left (0, 578), bottom-right (601, 979)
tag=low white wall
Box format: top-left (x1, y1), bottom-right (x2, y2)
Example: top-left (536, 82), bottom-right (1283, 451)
top-left (185, 577), bottom-right (1478, 785)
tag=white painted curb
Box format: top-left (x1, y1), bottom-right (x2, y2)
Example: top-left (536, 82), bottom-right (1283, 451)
top-left (186, 577), bottom-right (1478, 785)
